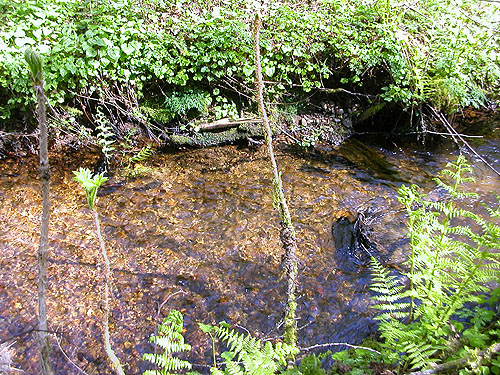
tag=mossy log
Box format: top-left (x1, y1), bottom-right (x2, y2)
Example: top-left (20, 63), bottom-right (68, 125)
top-left (198, 117), bottom-right (262, 132)
top-left (166, 121), bottom-right (265, 147)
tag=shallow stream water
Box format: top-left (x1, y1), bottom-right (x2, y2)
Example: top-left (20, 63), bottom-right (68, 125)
top-left (0, 129), bottom-right (499, 374)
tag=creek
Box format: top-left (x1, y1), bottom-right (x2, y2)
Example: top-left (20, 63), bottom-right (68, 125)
top-left (0, 128), bottom-right (499, 374)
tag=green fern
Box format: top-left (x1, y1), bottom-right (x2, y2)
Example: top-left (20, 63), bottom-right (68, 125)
top-left (95, 107), bottom-right (116, 162)
top-left (370, 258), bottom-right (409, 321)
top-left (127, 144), bottom-right (153, 165)
top-left (203, 322), bottom-right (299, 375)
top-left (164, 89), bottom-right (211, 120)
top-left (123, 144), bottom-right (154, 177)
top-left (143, 310), bottom-right (194, 375)
top-left (371, 156), bottom-right (500, 371)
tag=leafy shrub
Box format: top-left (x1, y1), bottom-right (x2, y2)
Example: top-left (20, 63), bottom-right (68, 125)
top-left (1, 0), bottom-right (498, 127)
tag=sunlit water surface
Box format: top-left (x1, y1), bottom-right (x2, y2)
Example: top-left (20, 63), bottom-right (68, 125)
top-left (0, 129), bottom-right (498, 374)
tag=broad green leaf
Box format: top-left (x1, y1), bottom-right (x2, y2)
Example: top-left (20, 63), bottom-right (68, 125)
top-left (107, 46), bottom-right (121, 61)
top-left (121, 43), bottom-right (135, 55)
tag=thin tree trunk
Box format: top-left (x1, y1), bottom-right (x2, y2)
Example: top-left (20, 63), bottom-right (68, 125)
top-left (252, 11), bottom-right (299, 350)
top-left (36, 81), bottom-right (54, 375)
top-left (91, 210), bottom-right (125, 375)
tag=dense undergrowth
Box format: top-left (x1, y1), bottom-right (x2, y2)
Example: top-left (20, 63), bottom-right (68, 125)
top-left (1, 0), bottom-right (499, 144)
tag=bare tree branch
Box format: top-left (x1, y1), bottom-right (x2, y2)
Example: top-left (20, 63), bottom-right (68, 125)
top-left (300, 343), bottom-right (381, 355)
top-left (407, 342), bottom-right (500, 375)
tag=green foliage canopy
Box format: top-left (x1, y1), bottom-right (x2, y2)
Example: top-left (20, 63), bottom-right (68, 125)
top-left (1, 0), bottom-right (499, 122)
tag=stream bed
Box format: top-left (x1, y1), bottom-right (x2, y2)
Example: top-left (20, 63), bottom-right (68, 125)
top-left (0, 129), bottom-right (499, 374)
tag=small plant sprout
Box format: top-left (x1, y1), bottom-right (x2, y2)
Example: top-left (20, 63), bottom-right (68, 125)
top-left (73, 168), bottom-right (108, 210)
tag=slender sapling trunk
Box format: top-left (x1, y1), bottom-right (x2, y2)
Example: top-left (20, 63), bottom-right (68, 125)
top-left (252, 10), bottom-right (299, 350)
top-left (25, 47), bottom-right (55, 375)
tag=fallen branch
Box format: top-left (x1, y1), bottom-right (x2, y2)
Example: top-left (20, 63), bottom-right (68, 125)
top-left (407, 342), bottom-right (500, 375)
top-left (92, 210), bottom-right (125, 375)
top-left (405, 130), bottom-right (483, 138)
top-left (280, 127), bottom-right (301, 143)
top-left (429, 106), bottom-right (500, 177)
top-left (300, 343), bottom-right (381, 355)
top-left (253, 7), bottom-right (299, 352)
top-left (25, 47), bottom-right (54, 375)
top-left (198, 117), bottom-right (262, 132)
top-left (54, 332), bottom-right (89, 375)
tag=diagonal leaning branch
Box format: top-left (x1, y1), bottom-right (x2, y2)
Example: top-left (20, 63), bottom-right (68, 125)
top-left (252, 8), bottom-right (299, 352)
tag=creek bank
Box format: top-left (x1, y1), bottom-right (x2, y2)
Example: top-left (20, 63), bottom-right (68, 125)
top-left (159, 100), bottom-right (356, 148)
top-left (0, 101), bottom-right (497, 160)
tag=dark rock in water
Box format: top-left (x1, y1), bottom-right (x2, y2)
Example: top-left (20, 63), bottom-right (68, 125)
top-left (355, 197), bottom-right (410, 265)
top-left (132, 180), bottom-right (162, 192)
top-left (332, 211), bottom-right (379, 273)
top-left (97, 181), bottom-right (126, 196)
top-left (332, 198), bottom-right (410, 272)
top-left (332, 216), bottom-right (356, 255)
top-left (92, 155), bottom-right (109, 176)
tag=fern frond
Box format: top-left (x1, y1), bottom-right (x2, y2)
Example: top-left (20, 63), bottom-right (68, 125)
top-left (143, 353), bottom-right (192, 372)
top-left (224, 360), bottom-right (244, 375)
top-left (484, 195), bottom-right (500, 218)
top-left (370, 257), bottom-right (410, 326)
top-left (143, 310), bottom-right (193, 375)
top-left (372, 156), bottom-right (500, 371)
top-left (404, 342), bottom-right (440, 369)
top-left (150, 335), bottom-right (191, 354)
top-left (129, 145), bottom-right (154, 163)
top-left (213, 323), bottom-right (298, 375)
top-left (215, 326), bottom-right (260, 357)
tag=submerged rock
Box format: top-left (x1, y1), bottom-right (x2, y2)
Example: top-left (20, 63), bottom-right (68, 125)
top-left (332, 212), bottom-right (378, 273)
top-left (332, 198), bottom-right (409, 272)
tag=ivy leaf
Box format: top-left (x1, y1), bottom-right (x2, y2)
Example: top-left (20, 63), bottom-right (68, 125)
top-left (13, 29), bottom-right (26, 38)
top-left (121, 43), bottom-right (135, 55)
top-left (83, 44), bottom-right (97, 58)
top-left (243, 65), bottom-right (254, 77)
top-left (264, 65), bottom-right (275, 78)
top-left (91, 37), bottom-right (107, 47)
top-left (211, 7), bottom-right (221, 19)
top-left (107, 46), bottom-right (121, 61)
top-left (15, 37), bottom-right (35, 47)
top-left (198, 323), bottom-right (214, 333)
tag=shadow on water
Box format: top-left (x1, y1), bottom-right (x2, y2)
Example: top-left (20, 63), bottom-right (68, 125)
top-left (0, 128), bottom-right (498, 374)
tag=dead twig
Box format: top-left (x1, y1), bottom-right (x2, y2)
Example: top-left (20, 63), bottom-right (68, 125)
top-left (53, 332), bottom-right (89, 375)
top-left (406, 130), bottom-right (483, 138)
top-left (156, 290), bottom-right (186, 320)
top-left (429, 106), bottom-right (500, 177)
top-left (300, 342), bottom-right (381, 355)
top-left (153, 290), bottom-right (187, 356)
top-left (407, 342), bottom-right (500, 375)
top-left (0, 342), bottom-right (22, 374)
